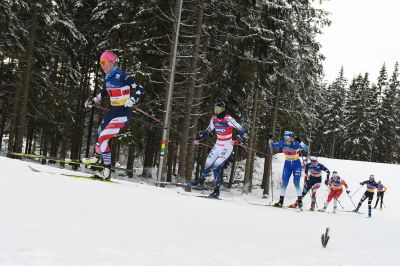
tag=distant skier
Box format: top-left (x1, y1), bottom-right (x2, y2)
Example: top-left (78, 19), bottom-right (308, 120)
top-left (194, 100), bottom-right (247, 198)
top-left (290, 156), bottom-right (330, 211)
top-left (269, 131), bottom-right (308, 208)
top-left (84, 51), bottom-right (144, 179)
top-left (353, 175), bottom-right (378, 217)
top-left (320, 171), bottom-right (350, 213)
top-left (374, 181), bottom-right (387, 209)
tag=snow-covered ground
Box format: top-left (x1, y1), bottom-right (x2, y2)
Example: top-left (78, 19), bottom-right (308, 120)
top-left (0, 154), bottom-right (398, 266)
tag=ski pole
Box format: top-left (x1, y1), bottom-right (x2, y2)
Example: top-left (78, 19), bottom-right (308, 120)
top-left (346, 192), bottom-right (357, 209)
top-left (336, 198), bottom-right (345, 209)
top-left (350, 184), bottom-right (363, 199)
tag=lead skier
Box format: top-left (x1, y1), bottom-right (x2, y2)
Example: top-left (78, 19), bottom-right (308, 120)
top-left (84, 51), bottom-right (144, 179)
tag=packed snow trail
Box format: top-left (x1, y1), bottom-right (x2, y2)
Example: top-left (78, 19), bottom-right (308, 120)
top-left (0, 155), bottom-right (398, 266)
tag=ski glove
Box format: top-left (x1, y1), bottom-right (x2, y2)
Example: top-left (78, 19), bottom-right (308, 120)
top-left (84, 95), bottom-right (101, 109)
top-left (359, 182), bottom-right (364, 185)
top-left (196, 131), bottom-right (207, 141)
top-left (237, 132), bottom-right (249, 141)
top-left (268, 139), bottom-right (273, 148)
top-left (124, 97), bottom-right (138, 107)
top-left (324, 179), bottom-right (329, 186)
top-left (294, 136), bottom-right (301, 143)
top-left (346, 190), bottom-right (351, 194)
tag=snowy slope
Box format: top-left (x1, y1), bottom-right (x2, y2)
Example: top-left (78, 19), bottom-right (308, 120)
top-left (0, 155), bottom-right (399, 266)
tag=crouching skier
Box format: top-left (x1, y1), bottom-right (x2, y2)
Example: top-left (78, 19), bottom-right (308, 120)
top-left (290, 156), bottom-right (330, 211)
top-left (353, 175), bottom-right (378, 217)
top-left (269, 131), bottom-right (308, 208)
top-left (320, 171), bottom-right (350, 213)
top-left (84, 51), bottom-right (144, 179)
top-left (194, 100), bottom-right (247, 198)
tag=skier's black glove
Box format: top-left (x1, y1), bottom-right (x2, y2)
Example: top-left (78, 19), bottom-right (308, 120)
top-left (294, 136), bottom-right (301, 143)
top-left (324, 179), bottom-right (329, 186)
top-left (346, 190), bottom-right (351, 194)
top-left (359, 182), bottom-right (364, 185)
top-left (268, 133), bottom-right (273, 139)
top-left (196, 131), bottom-right (206, 141)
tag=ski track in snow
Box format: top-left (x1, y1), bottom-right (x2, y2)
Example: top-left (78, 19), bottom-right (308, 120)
top-left (0, 155), bottom-right (398, 266)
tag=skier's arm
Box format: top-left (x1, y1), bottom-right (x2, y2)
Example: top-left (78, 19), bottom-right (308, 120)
top-left (197, 118), bottom-right (214, 140)
top-left (342, 180), bottom-right (350, 193)
top-left (360, 180), bottom-right (367, 185)
top-left (270, 140), bottom-right (284, 149)
top-left (120, 72), bottom-right (144, 102)
top-left (84, 88), bottom-right (106, 108)
top-left (304, 163), bottom-right (309, 176)
top-left (227, 116), bottom-right (247, 138)
top-left (321, 164), bottom-right (330, 178)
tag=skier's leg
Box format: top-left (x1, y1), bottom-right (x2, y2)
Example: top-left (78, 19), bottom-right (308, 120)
top-left (274, 163), bottom-right (290, 207)
top-left (280, 164), bottom-right (291, 197)
top-left (374, 192), bottom-right (380, 208)
top-left (292, 163), bottom-right (303, 208)
top-left (198, 146), bottom-right (219, 186)
top-left (98, 116), bottom-right (128, 164)
top-left (212, 145), bottom-right (233, 187)
top-left (355, 193), bottom-right (367, 211)
top-left (293, 163), bottom-right (303, 197)
top-left (367, 192), bottom-right (373, 217)
top-left (380, 193), bottom-right (384, 209)
top-left (310, 182), bottom-right (321, 209)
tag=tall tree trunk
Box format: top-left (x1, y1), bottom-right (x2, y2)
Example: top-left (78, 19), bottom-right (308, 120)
top-left (243, 85), bottom-right (260, 194)
top-left (14, 4), bottom-right (38, 152)
top-left (158, 0), bottom-right (182, 181)
top-left (9, 3), bottom-right (39, 154)
top-left (0, 113), bottom-right (6, 151)
top-left (177, 0), bottom-right (204, 182)
top-left (127, 143), bottom-right (135, 178)
top-left (142, 127), bottom-right (156, 177)
top-left (85, 68), bottom-right (100, 158)
top-left (262, 81), bottom-right (282, 196)
top-left (166, 140), bottom-right (175, 182)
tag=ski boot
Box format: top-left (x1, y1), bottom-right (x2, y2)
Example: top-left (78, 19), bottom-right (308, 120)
top-left (352, 208), bottom-right (359, 213)
top-left (95, 165), bottom-right (111, 180)
top-left (290, 196), bottom-right (303, 209)
top-left (310, 202), bottom-right (315, 211)
top-left (332, 207), bottom-right (337, 214)
top-left (274, 196), bottom-right (284, 207)
top-left (297, 196), bottom-right (303, 209)
top-left (209, 186), bottom-right (220, 198)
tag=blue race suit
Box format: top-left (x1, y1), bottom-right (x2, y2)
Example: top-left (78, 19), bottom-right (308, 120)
top-left (271, 140), bottom-right (308, 197)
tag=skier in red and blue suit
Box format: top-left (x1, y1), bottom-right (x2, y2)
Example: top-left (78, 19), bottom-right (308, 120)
top-left (84, 51), bottom-right (144, 179)
top-left (354, 175), bottom-right (378, 217)
top-left (290, 156), bottom-right (330, 210)
top-left (195, 100), bottom-right (247, 198)
top-left (269, 131), bottom-right (308, 208)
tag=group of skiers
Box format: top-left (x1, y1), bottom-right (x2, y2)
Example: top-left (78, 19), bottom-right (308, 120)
top-left (84, 50), bottom-right (387, 217)
top-left (268, 132), bottom-right (387, 217)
